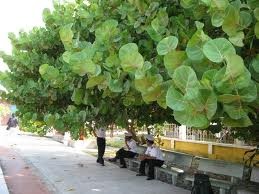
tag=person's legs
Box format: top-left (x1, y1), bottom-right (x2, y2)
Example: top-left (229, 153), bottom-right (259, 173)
top-left (147, 159), bottom-right (164, 180)
top-left (99, 138), bottom-right (105, 165)
top-left (137, 159), bottom-right (148, 175)
top-left (109, 148), bottom-right (124, 162)
top-left (119, 150), bottom-right (136, 167)
top-left (96, 137), bottom-right (101, 163)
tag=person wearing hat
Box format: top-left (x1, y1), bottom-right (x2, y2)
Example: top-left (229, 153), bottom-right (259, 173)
top-left (109, 132), bottom-right (137, 168)
top-left (136, 134), bottom-right (164, 180)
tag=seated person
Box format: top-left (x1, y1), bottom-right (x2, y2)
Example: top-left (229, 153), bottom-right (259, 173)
top-left (136, 134), bottom-right (164, 180)
top-left (109, 132), bottom-right (138, 168)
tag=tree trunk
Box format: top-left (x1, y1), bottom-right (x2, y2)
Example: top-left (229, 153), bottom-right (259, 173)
top-left (79, 127), bottom-right (85, 140)
top-left (110, 124), bottom-right (114, 138)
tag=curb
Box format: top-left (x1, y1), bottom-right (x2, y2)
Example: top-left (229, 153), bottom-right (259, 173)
top-left (0, 164), bottom-right (9, 194)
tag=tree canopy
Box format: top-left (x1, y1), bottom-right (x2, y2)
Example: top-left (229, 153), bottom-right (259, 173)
top-left (0, 0), bottom-right (258, 140)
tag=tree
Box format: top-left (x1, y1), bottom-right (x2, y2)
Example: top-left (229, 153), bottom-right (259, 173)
top-left (0, 0), bottom-right (258, 140)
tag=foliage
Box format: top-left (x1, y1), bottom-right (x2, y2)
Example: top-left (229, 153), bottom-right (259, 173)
top-left (0, 0), bottom-right (259, 140)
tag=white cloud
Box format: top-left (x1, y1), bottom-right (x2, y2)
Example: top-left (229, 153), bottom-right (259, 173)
top-left (0, 0), bottom-right (53, 72)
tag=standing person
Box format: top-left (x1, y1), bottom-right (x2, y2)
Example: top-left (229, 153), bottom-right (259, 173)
top-left (6, 113), bottom-right (18, 130)
top-left (93, 126), bottom-right (106, 166)
top-left (136, 134), bottom-right (164, 180)
top-left (109, 132), bottom-right (138, 168)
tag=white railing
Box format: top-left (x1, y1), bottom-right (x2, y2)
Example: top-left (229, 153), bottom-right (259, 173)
top-left (163, 124), bottom-right (234, 144)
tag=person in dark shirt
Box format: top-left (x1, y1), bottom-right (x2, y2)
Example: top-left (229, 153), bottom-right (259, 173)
top-left (6, 113), bottom-right (18, 130)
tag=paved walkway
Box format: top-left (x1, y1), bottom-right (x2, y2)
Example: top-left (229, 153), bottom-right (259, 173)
top-left (0, 130), bottom-right (190, 194)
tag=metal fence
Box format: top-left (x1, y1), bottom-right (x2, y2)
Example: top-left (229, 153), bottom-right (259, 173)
top-left (163, 124), bottom-right (235, 144)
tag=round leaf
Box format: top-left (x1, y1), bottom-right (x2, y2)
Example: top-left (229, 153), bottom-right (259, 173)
top-left (173, 66), bottom-right (199, 93)
top-left (255, 22), bottom-right (259, 39)
top-left (211, 11), bottom-right (225, 27)
top-left (164, 51), bottom-right (187, 77)
top-left (166, 86), bottom-right (186, 111)
top-left (254, 8), bottom-right (259, 21)
top-left (157, 36), bottom-right (178, 55)
top-left (203, 38), bottom-right (236, 63)
top-left (119, 43), bottom-right (144, 72)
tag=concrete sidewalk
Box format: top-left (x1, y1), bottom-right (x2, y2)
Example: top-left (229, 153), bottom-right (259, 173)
top-left (0, 164), bottom-right (9, 194)
top-left (0, 131), bottom-right (190, 194)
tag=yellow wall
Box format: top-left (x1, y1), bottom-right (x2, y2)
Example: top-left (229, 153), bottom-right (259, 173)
top-left (174, 141), bottom-right (208, 157)
top-left (213, 146), bottom-right (259, 163)
top-left (161, 137), bottom-right (259, 164)
top-left (161, 139), bottom-right (171, 150)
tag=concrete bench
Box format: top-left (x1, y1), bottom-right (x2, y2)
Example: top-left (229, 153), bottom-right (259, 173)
top-left (126, 146), bottom-right (193, 185)
top-left (155, 150), bottom-right (193, 185)
top-left (127, 145), bottom-right (146, 172)
top-left (236, 166), bottom-right (259, 194)
top-left (185, 158), bottom-right (244, 194)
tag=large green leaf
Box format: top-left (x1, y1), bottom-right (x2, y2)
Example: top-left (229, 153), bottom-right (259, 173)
top-left (239, 11), bottom-right (252, 29)
top-left (69, 50), bottom-right (96, 76)
top-left (146, 26), bottom-right (163, 42)
top-left (201, 69), bottom-right (217, 89)
top-left (229, 31), bottom-right (244, 47)
top-left (142, 85), bottom-right (162, 102)
top-left (251, 55), bottom-right (259, 73)
top-left (218, 94), bottom-right (241, 103)
top-left (157, 36), bottom-right (178, 55)
top-left (86, 75), bottom-right (106, 88)
top-left (211, 11), bottom-right (225, 27)
top-left (166, 86), bottom-right (186, 111)
top-left (255, 22), bottom-right (259, 39)
top-left (198, 89), bottom-right (217, 119)
top-left (223, 115), bottom-right (252, 127)
top-left (224, 103), bottom-right (246, 120)
top-left (239, 81), bottom-right (257, 102)
top-left (71, 88), bottom-right (84, 105)
top-left (173, 66), bottom-right (199, 94)
top-left (222, 5), bottom-right (239, 36)
top-left (119, 43), bottom-right (144, 72)
top-left (180, 0), bottom-right (196, 9)
top-left (151, 8), bottom-right (168, 34)
top-left (164, 51), bottom-right (187, 77)
top-left (135, 74), bottom-right (163, 93)
top-left (203, 38), bottom-right (236, 63)
top-left (225, 54), bottom-right (245, 79)
top-left (186, 24), bottom-right (210, 61)
top-left (211, 0), bottom-right (229, 10)
top-left (95, 19), bottom-right (119, 43)
top-left (105, 54), bottom-right (120, 68)
top-left (109, 79), bottom-right (123, 93)
top-left (174, 107), bottom-right (209, 128)
top-left (254, 8), bottom-right (259, 21)
top-left (59, 24), bottom-right (73, 45)
top-left (39, 64), bottom-right (59, 81)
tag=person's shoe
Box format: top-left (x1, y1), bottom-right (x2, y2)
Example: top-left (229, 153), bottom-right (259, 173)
top-left (136, 173), bottom-right (145, 176)
top-left (101, 163), bottom-right (105, 166)
top-left (146, 177), bottom-right (154, 180)
top-left (120, 165), bottom-right (127, 168)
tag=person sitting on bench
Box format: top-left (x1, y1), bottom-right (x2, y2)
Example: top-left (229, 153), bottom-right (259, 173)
top-left (136, 134), bottom-right (164, 180)
top-left (109, 132), bottom-right (137, 168)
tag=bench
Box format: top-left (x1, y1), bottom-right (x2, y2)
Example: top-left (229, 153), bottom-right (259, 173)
top-left (185, 158), bottom-right (244, 194)
top-left (126, 146), bottom-right (193, 185)
top-left (236, 166), bottom-right (259, 194)
top-left (155, 150), bottom-right (193, 185)
top-left (126, 145), bottom-right (146, 172)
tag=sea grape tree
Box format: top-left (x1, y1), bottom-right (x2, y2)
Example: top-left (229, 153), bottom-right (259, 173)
top-left (0, 0), bottom-right (258, 139)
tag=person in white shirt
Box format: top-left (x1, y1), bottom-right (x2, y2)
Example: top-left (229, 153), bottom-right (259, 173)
top-left (109, 132), bottom-right (137, 168)
top-left (93, 127), bottom-right (106, 166)
top-left (136, 134), bottom-right (164, 180)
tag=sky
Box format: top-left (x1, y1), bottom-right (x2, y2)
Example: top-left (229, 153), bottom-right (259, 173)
top-left (0, 0), bottom-right (53, 72)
